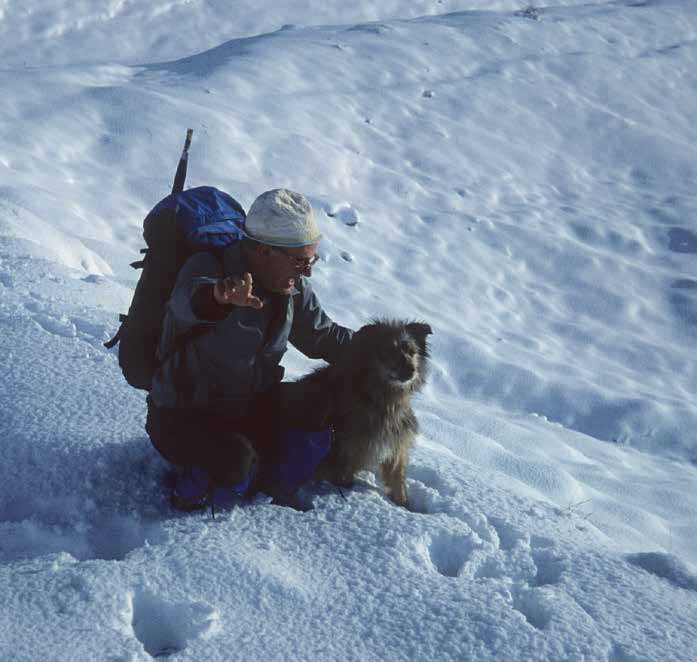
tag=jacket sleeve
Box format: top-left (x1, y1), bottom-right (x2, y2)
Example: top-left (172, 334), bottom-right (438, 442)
top-left (289, 278), bottom-right (353, 364)
top-left (166, 252), bottom-right (226, 330)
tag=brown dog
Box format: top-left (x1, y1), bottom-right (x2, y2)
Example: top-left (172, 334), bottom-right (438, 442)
top-left (278, 319), bottom-right (431, 506)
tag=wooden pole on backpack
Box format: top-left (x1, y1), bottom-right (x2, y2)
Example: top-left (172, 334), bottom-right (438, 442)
top-left (171, 128), bottom-right (194, 195)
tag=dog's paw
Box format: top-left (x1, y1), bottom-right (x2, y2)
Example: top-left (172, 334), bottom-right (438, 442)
top-left (387, 489), bottom-right (409, 508)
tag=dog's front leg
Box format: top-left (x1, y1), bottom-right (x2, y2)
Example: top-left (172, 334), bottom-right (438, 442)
top-left (381, 448), bottom-right (409, 507)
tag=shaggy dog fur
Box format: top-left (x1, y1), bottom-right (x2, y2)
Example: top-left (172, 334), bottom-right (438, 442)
top-left (278, 319), bottom-right (432, 506)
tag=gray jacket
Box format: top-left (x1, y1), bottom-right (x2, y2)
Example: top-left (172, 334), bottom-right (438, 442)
top-left (150, 243), bottom-right (353, 417)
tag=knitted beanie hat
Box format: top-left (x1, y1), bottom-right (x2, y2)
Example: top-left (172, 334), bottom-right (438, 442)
top-left (243, 189), bottom-right (321, 247)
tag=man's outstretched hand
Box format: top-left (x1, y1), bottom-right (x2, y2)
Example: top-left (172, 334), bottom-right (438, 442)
top-left (213, 273), bottom-right (264, 309)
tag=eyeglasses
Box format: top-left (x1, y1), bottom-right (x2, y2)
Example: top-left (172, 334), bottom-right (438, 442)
top-left (271, 246), bottom-right (320, 272)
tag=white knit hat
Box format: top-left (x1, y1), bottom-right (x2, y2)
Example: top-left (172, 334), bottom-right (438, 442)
top-left (243, 189), bottom-right (322, 247)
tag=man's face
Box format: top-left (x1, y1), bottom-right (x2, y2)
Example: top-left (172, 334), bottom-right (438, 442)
top-left (256, 242), bottom-right (319, 295)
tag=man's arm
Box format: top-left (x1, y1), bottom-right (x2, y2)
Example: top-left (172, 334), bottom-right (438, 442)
top-left (289, 278), bottom-right (353, 364)
top-left (166, 252), bottom-right (224, 328)
top-left (168, 255), bottom-right (262, 326)
top-left (191, 273), bottom-right (263, 321)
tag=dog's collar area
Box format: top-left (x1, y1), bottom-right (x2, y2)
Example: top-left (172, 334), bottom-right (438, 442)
top-left (387, 376), bottom-right (417, 389)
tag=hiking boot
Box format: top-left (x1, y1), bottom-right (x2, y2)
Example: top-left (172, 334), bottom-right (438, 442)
top-left (170, 466), bottom-right (212, 511)
top-left (169, 436), bottom-right (258, 512)
top-left (209, 445), bottom-right (258, 509)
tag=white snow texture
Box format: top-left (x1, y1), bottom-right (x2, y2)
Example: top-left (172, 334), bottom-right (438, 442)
top-left (1, 1), bottom-right (696, 660)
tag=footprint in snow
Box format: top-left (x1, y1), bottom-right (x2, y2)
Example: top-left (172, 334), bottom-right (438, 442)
top-left (24, 299), bottom-right (110, 344)
top-left (511, 586), bottom-right (554, 630)
top-left (346, 23), bottom-right (392, 36)
top-left (626, 552), bottom-right (697, 592)
top-left (24, 301), bottom-right (76, 338)
top-left (125, 589), bottom-right (221, 658)
top-left (531, 547), bottom-right (567, 587)
top-left (408, 465), bottom-right (458, 499)
top-left (404, 467), bottom-right (567, 598)
top-left (82, 273), bottom-right (106, 284)
top-left (326, 202), bottom-right (360, 227)
top-left (89, 516), bottom-right (167, 562)
top-left (31, 312), bottom-right (77, 339)
top-left (488, 516), bottom-right (529, 552)
top-left (515, 6), bottom-right (542, 20)
top-left (471, 522), bottom-right (563, 631)
top-left (487, 516), bottom-right (565, 585)
top-left (488, 516), bottom-right (555, 552)
top-left (0, 514), bottom-right (167, 565)
top-left (71, 316), bottom-right (111, 344)
top-left (414, 530), bottom-right (478, 579)
top-left (405, 467), bottom-right (500, 545)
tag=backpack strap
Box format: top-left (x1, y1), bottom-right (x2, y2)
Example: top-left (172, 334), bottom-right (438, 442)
top-left (155, 323), bottom-right (213, 371)
top-left (103, 314), bottom-right (127, 349)
top-left (154, 251), bottom-right (228, 373)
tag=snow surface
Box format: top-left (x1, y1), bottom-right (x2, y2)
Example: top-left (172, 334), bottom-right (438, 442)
top-left (1, 1), bottom-right (697, 660)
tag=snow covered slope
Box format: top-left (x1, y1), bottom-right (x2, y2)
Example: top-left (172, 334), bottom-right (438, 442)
top-left (1, 1), bottom-right (696, 660)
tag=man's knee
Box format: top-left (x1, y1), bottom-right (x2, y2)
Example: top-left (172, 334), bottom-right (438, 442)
top-left (145, 397), bottom-right (192, 467)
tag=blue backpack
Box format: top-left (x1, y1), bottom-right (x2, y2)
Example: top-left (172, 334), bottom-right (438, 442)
top-left (104, 185), bottom-right (246, 391)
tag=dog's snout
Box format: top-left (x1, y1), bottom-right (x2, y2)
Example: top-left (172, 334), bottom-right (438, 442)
top-left (399, 364), bottom-right (416, 381)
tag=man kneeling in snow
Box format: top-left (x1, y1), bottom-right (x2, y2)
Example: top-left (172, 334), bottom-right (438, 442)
top-left (145, 189), bottom-right (353, 510)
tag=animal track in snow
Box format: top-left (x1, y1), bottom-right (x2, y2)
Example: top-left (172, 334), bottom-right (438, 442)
top-left (488, 516), bottom-right (527, 551)
top-left (511, 586), bottom-right (554, 630)
top-left (531, 547), bottom-right (567, 587)
top-left (403, 465), bottom-right (568, 631)
top-left (124, 589), bottom-right (221, 658)
top-left (413, 530), bottom-right (478, 578)
top-left (406, 467), bottom-right (458, 516)
top-left (405, 469), bottom-right (500, 545)
top-left (404, 478), bottom-right (568, 631)
top-left (409, 465), bottom-right (458, 497)
top-left (428, 531), bottom-right (477, 578)
top-left (398, 468), bottom-right (577, 637)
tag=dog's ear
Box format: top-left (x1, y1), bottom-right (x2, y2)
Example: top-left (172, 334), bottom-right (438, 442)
top-left (350, 322), bottom-right (378, 348)
top-left (406, 322), bottom-right (432, 348)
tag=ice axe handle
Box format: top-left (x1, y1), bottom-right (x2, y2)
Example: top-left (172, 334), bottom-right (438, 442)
top-left (171, 128), bottom-right (194, 195)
